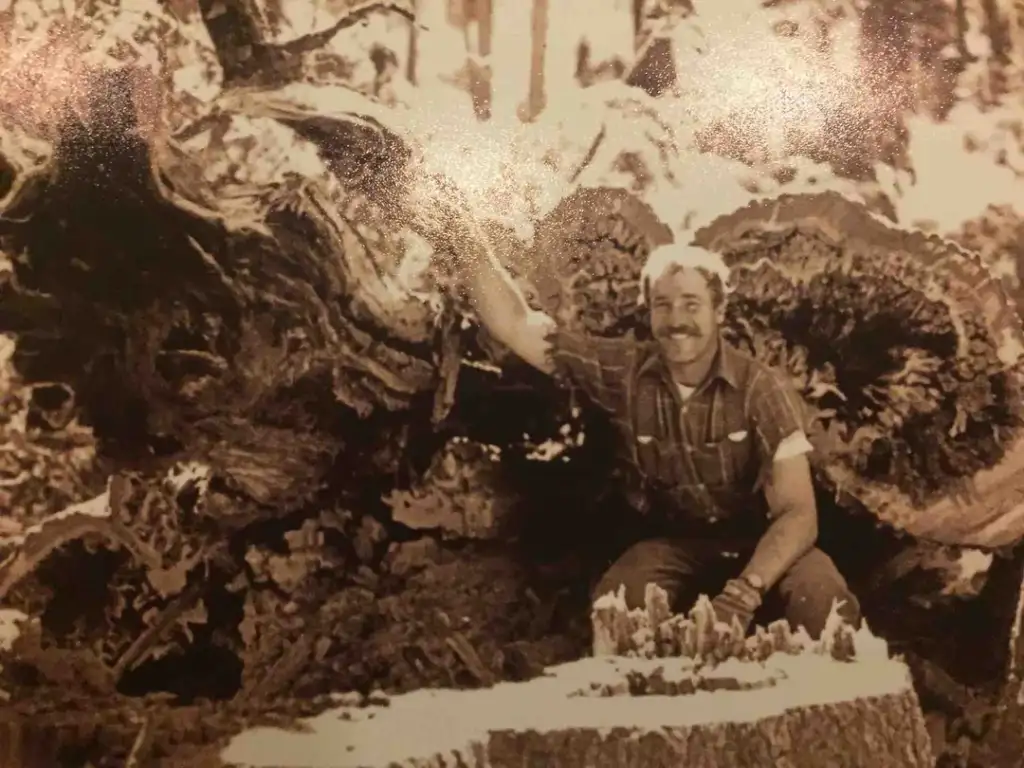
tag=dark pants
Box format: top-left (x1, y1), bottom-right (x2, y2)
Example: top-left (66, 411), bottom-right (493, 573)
top-left (591, 537), bottom-right (861, 639)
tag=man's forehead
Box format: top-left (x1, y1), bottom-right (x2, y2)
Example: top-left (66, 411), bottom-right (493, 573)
top-left (650, 267), bottom-right (714, 298)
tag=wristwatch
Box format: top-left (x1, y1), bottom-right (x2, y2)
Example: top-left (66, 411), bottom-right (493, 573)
top-left (740, 573), bottom-right (766, 597)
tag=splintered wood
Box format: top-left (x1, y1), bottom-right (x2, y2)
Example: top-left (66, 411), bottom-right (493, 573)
top-left (221, 585), bottom-right (933, 768)
top-left (590, 584), bottom-right (878, 662)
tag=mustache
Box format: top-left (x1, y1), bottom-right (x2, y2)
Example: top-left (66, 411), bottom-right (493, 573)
top-left (659, 326), bottom-right (701, 338)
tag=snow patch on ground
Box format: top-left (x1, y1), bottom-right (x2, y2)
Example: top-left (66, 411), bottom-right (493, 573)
top-left (900, 104), bottom-right (1024, 233)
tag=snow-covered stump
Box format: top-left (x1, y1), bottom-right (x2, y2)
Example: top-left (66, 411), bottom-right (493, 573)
top-left (220, 587), bottom-right (933, 768)
top-left (220, 656), bottom-right (931, 768)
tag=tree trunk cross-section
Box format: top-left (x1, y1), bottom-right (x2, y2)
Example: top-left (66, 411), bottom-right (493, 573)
top-left (220, 654), bottom-right (932, 768)
top-left (221, 588), bottom-right (933, 768)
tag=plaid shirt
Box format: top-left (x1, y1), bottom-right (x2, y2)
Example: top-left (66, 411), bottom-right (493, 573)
top-left (548, 328), bottom-right (808, 538)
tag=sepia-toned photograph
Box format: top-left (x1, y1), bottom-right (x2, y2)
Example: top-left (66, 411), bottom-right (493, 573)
top-left (2, 0), bottom-right (1024, 765)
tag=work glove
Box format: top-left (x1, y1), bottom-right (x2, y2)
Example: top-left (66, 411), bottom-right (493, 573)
top-left (710, 578), bottom-right (763, 635)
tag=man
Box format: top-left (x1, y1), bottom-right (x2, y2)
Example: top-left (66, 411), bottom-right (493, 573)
top-left (456, 226), bottom-right (860, 638)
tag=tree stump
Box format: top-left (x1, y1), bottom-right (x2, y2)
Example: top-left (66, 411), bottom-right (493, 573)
top-left (221, 644), bottom-right (931, 768)
top-left (220, 585), bottom-right (932, 768)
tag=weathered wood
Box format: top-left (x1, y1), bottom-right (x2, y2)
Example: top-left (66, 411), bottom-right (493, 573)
top-left (693, 191), bottom-right (1024, 550)
top-left (219, 653), bottom-right (932, 768)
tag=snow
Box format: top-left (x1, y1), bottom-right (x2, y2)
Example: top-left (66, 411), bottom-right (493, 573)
top-left (221, 654), bottom-right (914, 768)
top-left (899, 103), bottom-right (1024, 232)
top-left (165, 461), bottom-right (211, 495)
top-left (942, 550), bottom-right (994, 596)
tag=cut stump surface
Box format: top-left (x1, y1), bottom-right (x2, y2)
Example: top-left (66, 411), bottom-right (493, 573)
top-left (221, 653), bottom-right (933, 768)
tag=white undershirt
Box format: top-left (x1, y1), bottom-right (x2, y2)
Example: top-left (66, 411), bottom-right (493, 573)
top-left (675, 383), bottom-right (813, 462)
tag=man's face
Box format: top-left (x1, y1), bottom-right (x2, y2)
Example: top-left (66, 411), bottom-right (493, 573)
top-left (649, 267), bottom-right (724, 365)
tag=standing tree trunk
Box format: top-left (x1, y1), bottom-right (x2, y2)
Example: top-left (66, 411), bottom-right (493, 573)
top-left (523, 0), bottom-right (549, 120)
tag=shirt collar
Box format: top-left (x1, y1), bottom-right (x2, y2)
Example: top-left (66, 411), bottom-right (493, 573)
top-left (638, 335), bottom-right (742, 390)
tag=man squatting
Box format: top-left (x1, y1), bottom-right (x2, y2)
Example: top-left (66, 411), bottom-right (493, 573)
top-left (459, 230), bottom-right (861, 638)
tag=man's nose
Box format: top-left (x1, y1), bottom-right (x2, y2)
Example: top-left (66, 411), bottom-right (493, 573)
top-left (668, 305), bottom-right (693, 325)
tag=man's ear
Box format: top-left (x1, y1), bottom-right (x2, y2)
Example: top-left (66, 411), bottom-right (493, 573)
top-left (715, 304), bottom-right (726, 325)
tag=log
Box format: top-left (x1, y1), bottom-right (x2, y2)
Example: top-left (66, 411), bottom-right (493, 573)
top-left (229, 591), bottom-right (938, 768)
top-left (529, 185), bottom-right (673, 333)
top-left (220, 610), bottom-right (933, 768)
top-left (694, 192), bottom-right (1024, 548)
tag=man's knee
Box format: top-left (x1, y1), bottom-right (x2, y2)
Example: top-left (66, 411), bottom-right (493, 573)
top-left (591, 538), bottom-right (699, 611)
top-left (776, 548), bottom-right (861, 638)
top-left (592, 567), bottom-right (652, 611)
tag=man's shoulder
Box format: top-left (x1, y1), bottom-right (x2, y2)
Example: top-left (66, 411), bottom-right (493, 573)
top-left (548, 325), bottom-right (650, 374)
top-left (722, 342), bottom-right (797, 397)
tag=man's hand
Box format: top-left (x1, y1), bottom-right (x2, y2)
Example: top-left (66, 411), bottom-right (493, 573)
top-left (710, 578), bottom-right (762, 633)
top-left (408, 171), bottom-right (558, 375)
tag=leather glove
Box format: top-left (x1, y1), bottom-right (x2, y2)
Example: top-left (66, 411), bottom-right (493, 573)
top-left (710, 578), bottom-right (763, 634)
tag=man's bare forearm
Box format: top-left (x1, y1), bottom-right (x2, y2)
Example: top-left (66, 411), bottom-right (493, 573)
top-left (455, 226), bottom-right (530, 331)
top-left (451, 223), bottom-right (556, 373)
top-left (740, 510), bottom-right (817, 591)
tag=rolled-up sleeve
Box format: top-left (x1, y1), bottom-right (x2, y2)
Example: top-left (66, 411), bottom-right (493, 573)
top-left (747, 367), bottom-right (809, 471)
top-left (545, 326), bottom-right (638, 415)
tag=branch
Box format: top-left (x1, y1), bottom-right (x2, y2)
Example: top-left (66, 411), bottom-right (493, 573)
top-left (196, 0), bottom-right (282, 86)
top-left (276, 0), bottom-right (414, 57)
top-left (198, 0), bottom-right (414, 87)
top-left (111, 581), bottom-right (205, 680)
top-left (124, 715), bottom-right (152, 768)
top-left (0, 481), bottom-right (165, 602)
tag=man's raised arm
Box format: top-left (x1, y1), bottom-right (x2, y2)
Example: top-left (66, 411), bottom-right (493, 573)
top-left (457, 231), bottom-right (557, 375)
top-left (450, 220), bottom-right (636, 416)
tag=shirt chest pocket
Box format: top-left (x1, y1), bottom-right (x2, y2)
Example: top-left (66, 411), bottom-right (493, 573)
top-left (689, 429), bottom-right (755, 490)
top-left (629, 378), bottom-right (683, 485)
top-left (633, 434), bottom-right (686, 486)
